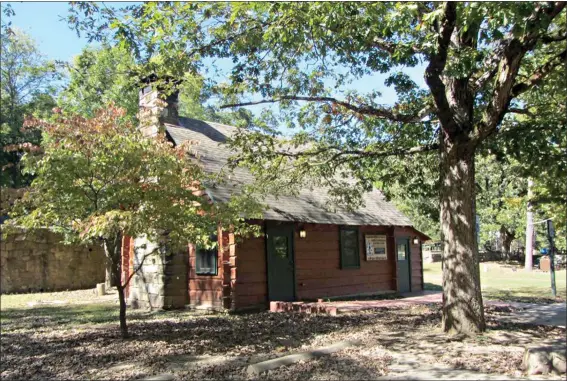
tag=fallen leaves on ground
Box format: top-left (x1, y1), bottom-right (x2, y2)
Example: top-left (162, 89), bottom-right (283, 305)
top-left (1, 296), bottom-right (565, 380)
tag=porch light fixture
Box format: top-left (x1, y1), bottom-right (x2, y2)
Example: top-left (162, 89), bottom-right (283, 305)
top-left (413, 237), bottom-right (420, 245)
top-left (299, 229), bottom-right (307, 238)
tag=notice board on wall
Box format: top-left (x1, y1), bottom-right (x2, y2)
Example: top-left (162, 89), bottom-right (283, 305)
top-left (365, 235), bottom-right (388, 260)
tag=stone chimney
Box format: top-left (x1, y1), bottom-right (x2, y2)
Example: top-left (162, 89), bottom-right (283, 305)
top-left (138, 76), bottom-right (180, 137)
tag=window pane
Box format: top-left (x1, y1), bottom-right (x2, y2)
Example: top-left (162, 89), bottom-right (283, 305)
top-left (273, 236), bottom-right (288, 259)
top-left (196, 247), bottom-right (217, 275)
top-left (397, 244), bottom-right (407, 261)
top-left (341, 228), bottom-right (359, 268)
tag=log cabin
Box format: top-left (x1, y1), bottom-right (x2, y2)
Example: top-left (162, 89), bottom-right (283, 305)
top-left (122, 82), bottom-right (429, 311)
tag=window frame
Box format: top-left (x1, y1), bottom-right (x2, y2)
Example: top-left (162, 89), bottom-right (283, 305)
top-left (195, 235), bottom-right (219, 276)
top-left (339, 226), bottom-right (361, 269)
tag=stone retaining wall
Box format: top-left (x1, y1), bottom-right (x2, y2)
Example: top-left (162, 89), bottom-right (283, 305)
top-left (0, 229), bottom-right (106, 293)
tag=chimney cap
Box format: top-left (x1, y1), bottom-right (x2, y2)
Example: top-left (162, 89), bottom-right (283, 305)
top-left (140, 73), bottom-right (182, 87)
top-left (139, 74), bottom-right (182, 99)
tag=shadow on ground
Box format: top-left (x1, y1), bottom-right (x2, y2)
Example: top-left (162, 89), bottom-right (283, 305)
top-left (423, 282), bottom-right (443, 291)
top-left (1, 303), bottom-right (385, 380)
top-left (1, 303), bottom-right (565, 380)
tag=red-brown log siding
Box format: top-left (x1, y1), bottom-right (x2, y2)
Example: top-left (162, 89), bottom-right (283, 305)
top-left (122, 222), bottom-right (424, 311)
top-left (295, 224), bottom-right (396, 300)
top-left (233, 231), bottom-right (268, 309)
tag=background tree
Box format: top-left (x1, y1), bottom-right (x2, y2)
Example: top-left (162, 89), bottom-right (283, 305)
top-left (58, 45), bottom-right (139, 119)
top-left (6, 105), bottom-right (262, 338)
top-left (67, 1), bottom-right (566, 335)
top-left (476, 155), bottom-right (526, 258)
top-left (1, 28), bottom-right (60, 187)
top-left (58, 44), bottom-right (249, 126)
top-left (484, 53), bottom-right (567, 264)
top-left (376, 154), bottom-right (440, 241)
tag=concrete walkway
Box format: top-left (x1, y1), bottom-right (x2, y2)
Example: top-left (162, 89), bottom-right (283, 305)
top-left (377, 352), bottom-right (521, 380)
top-left (493, 302), bottom-right (566, 328)
top-left (330, 291), bottom-right (441, 312)
top-left (325, 291), bottom-right (566, 328)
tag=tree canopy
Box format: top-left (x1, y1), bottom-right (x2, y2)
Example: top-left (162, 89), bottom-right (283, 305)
top-left (58, 45), bottom-right (139, 119)
top-left (1, 29), bottom-right (61, 187)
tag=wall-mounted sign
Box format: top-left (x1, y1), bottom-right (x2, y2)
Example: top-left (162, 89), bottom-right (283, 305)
top-left (365, 235), bottom-right (388, 260)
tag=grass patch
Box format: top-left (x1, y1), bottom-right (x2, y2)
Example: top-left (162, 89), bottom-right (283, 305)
top-left (423, 261), bottom-right (567, 303)
top-left (0, 288), bottom-right (208, 331)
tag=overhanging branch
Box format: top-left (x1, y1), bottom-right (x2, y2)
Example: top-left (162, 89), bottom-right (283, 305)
top-left (221, 95), bottom-right (432, 123)
top-left (275, 143), bottom-right (439, 162)
top-left (508, 107), bottom-right (534, 117)
top-left (541, 33), bottom-right (567, 44)
top-left (510, 48), bottom-right (567, 98)
top-left (372, 38), bottom-right (423, 55)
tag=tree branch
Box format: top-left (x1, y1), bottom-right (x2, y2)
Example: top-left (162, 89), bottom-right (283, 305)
top-left (121, 246), bottom-right (159, 289)
top-left (471, 3), bottom-right (565, 94)
top-left (475, 3), bottom-right (566, 142)
top-left (508, 107), bottom-right (534, 117)
top-left (221, 96), bottom-right (432, 123)
top-left (424, 2), bottom-right (457, 130)
top-left (510, 48), bottom-right (567, 98)
top-left (541, 33), bottom-right (567, 44)
top-left (372, 38), bottom-right (423, 55)
top-left (470, 45), bottom-right (506, 92)
top-left (275, 143), bottom-right (439, 162)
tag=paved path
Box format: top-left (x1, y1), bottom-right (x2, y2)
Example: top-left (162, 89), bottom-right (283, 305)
top-left (377, 352), bottom-right (520, 380)
top-left (330, 291), bottom-right (441, 312)
top-left (493, 302), bottom-right (566, 328)
top-left (327, 291), bottom-right (566, 328)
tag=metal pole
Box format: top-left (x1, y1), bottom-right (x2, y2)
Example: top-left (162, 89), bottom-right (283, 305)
top-left (547, 220), bottom-right (556, 298)
top-left (525, 179), bottom-right (534, 271)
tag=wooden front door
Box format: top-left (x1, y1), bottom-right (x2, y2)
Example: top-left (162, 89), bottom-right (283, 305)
top-left (266, 224), bottom-right (295, 301)
top-left (396, 237), bottom-right (411, 293)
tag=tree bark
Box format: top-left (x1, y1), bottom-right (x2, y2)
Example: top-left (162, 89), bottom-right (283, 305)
top-left (105, 260), bottom-right (114, 289)
top-left (525, 178), bottom-right (534, 271)
top-left (116, 282), bottom-right (128, 338)
top-left (103, 233), bottom-right (128, 338)
top-left (440, 140), bottom-right (486, 335)
top-left (500, 226), bottom-right (514, 261)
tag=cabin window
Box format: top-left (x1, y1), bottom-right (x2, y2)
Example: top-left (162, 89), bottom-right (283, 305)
top-left (340, 227), bottom-right (360, 269)
top-left (196, 235), bottom-right (218, 275)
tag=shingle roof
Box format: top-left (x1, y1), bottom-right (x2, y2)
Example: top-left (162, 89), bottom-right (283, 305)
top-left (165, 117), bottom-right (415, 227)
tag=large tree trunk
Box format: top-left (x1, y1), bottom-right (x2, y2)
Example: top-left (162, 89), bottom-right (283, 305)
top-left (524, 178), bottom-right (534, 271)
top-left (440, 140), bottom-right (486, 335)
top-left (103, 233), bottom-right (128, 338)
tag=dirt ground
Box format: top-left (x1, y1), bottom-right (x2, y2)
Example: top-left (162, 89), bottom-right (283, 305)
top-left (1, 289), bottom-right (565, 380)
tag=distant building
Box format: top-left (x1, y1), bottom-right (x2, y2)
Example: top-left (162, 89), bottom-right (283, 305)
top-left (422, 241), bottom-right (443, 263)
